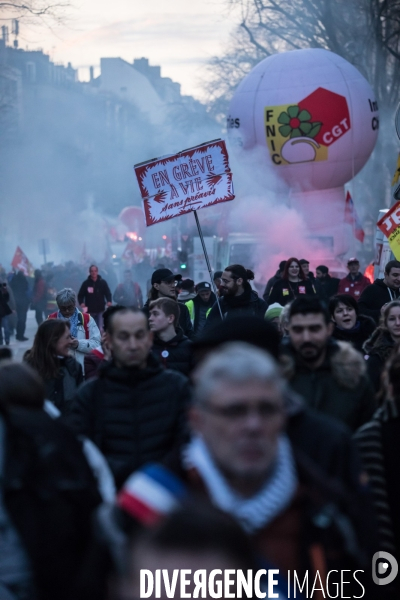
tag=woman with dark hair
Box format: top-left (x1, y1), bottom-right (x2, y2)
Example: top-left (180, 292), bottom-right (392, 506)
top-left (363, 300), bottom-right (400, 393)
top-left (329, 294), bottom-right (376, 353)
top-left (25, 319), bottom-right (83, 416)
top-left (354, 352), bottom-right (400, 597)
top-left (267, 257), bottom-right (315, 306)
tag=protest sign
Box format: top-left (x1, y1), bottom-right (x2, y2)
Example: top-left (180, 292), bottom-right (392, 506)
top-left (134, 139), bottom-right (234, 226)
top-left (377, 201), bottom-right (400, 260)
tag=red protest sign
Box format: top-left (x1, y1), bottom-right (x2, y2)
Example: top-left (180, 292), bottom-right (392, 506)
top-left (377, 202), bottom-right (400, 238)
top-left (134, 139), bottom-right (235, 226)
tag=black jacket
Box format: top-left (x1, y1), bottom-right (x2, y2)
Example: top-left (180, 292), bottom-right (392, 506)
top-left (152, 330), bottom-right (192, 376)
top-left (0, 289), bottom-right (12, 318)
top-left (263, 271), bottom-right (281, 301)
top-left (268, 278), bottom-right (316, 307)
top-left (205, 284), bottom-right (267, 327)
top-left (143, 299), bottom-right (194, 339)
top-left (3, 407), bottom-right (101, 600)
top-left (314, 274), bottom-right (340, 305)
top-left (10, 272), bottom-right (29, 306)
top-left (186, 293), bottom-right (216, 335)
top-left (70, 354), bottom-right (190, 489)
top-left (363, 328), bottom-right (396, 393)
top-left (280, 338), bottom-right (376, 431)
top-left (358, 279), bottom-right (400, 323)
top-left (45, 357), bottom-right (84, 417)
top-left (77, 276), bottom-right (112, 314)
top-left (332, 314), bottom-right (376, 353)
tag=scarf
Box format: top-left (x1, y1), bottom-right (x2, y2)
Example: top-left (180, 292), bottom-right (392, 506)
top-left (57, 307), bottom-right (79, 338)
top-left (184, 435), bottom-right (297, 533)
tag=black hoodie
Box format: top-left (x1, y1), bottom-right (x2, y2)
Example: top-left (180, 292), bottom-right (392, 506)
top-left (152, 329), bottom-right (193, 376)
top-left (205, 283), bottom-right (268, 328)
top-left (358, 279), bottom-right (400, 323)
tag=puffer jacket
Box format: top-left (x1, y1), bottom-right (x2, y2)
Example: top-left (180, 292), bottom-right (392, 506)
top-left (70, 353), bottom-right (190, 489)
top-left (151, 329), bottom-right (192, 376)
top-left (363, 328), bottom-right (396, 393)
top-left (280, 339), bottom-right (376, 431)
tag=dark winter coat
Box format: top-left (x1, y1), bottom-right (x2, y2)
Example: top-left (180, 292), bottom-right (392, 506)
top-left (0, 289), bottom-right (12, 319)
top-left (3, 407), bottom-right (101, 600)
top-left (151, 329), bottom-right (193, 376)
top-left (10, 272), bottom-right (29, 307)
top-left (314, 274), bottom-right (340, 305)
top-left (77, 276), bottom-right (112, 314)
top-left (185, 292), bottom-right (216, 335)
top-left (338, 272), bottom-right (371, 300)
top-left (205, 283), bottom-right (268, 328)
top-left (143, 299), bottom-right (194, 339)
top-left (280, 338), bottom-right (377, 431)
top-left (332, 314), bottom-right (376, 353)
top-left (263, 270), bottom-right (282, 301)
top-left (70, 354), bottom-right (190, 489)
top-left (354, 398), bottom-right (400, 597)
top-left (358, 279), bottom-right (400, 323)
top-left (363, 328), bottom-right (396, 393)
top-left (44, 357), bottom-right (84, 417)
top-left (268, 278), bottom-right (316, 307)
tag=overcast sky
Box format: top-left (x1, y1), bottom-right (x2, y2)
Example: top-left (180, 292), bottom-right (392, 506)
top-left (14, 0), bottom-right (240, 98)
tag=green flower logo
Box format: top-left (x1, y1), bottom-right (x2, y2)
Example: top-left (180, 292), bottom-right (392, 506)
top-left (278, 105), bottom-right (322, 139)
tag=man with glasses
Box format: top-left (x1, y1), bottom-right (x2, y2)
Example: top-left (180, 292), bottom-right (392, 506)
top-left (142, 268), bottom-right (194, 338)
top-left (48, 288), bottom-right (101, 376)
top-left (117, 342), bottom-right (374, 591)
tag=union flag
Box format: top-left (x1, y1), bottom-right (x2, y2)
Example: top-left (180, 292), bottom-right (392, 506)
top-left (344, 191), bottom-right (365, 243)
top-left (11, 246), bottom-right (34, 276)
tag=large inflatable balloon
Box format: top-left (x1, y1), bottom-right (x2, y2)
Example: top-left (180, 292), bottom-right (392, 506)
top-left (228, 48), bottom-right (379, 256)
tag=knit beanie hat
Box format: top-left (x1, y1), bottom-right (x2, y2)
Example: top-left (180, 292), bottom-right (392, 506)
top-left (265, 303), bottom-right (283, 321)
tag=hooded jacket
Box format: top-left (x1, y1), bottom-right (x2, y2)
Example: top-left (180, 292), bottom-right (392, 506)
top-left (332, 314), bottom-right (376, 353)
top-left (280, 339), bottom-right (376, 431)
top-left (70, 353), bottom-right (190, 489)
top-left (358, 279), bottom-right (400, 323)
top-left (205, 283), bottom-right (267, 328)
top-left (77, 275), bottom-right (112, 314)
top-left (363, 328), bottom-right (396, 393)
top-left (151, 329), bottom-right (193, 376)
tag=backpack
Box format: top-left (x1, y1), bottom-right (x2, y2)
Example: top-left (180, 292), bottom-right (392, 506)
top-left (48, 312), bottom-right (90, 339)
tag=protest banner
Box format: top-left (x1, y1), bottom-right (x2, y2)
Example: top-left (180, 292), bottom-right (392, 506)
top-left (11, 246), bottom-right (34, 276)
top-left (134, 139), bottom-right (235, 318)
top-left (377, 201), bottom-right (400, 260)
top-left (134, 139), bottom-right (234, 226)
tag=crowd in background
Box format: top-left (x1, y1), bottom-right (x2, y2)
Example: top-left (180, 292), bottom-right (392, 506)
top-left (0, 255), bottom-right (400, 599)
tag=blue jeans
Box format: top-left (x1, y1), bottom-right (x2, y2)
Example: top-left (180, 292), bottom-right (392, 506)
top-left (0, 315), bottom-right (10, 344)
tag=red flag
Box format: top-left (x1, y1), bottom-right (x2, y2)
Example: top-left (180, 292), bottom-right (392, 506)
top-left (344, 191), bottom-right (365, 243)
top-left (11, 246), bottom-right (34, 276)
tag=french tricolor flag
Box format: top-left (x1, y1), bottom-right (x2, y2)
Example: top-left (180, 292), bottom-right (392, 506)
top-left (117, 464), bottom-right (187, 525)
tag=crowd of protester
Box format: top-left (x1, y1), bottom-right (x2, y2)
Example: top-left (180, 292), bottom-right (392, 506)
top-left (1, 255), bottom-right (400, 598)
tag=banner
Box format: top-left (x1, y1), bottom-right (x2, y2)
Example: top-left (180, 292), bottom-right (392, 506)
top-left (134, 139), bottom-right (235, 226)
top-left (377, 202), bottom-right (400, 260)
top-left (11, 246), bottom-right (34, 276)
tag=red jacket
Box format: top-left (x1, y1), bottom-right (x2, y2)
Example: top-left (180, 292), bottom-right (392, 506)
top-left (338, 273), bottom-right (371, 300)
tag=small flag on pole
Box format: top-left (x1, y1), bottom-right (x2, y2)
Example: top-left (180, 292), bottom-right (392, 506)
top-left (11, 246), bottom-right (34, 276)
top-left (344, 191), bottom-right (365, 243)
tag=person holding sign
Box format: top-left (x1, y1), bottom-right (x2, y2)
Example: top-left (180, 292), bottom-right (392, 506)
top-left (205, 265), bottom-right (268, 327)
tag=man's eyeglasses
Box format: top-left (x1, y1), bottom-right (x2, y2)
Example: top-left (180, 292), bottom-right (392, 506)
top-left (202, 402), bottom-right (283, 420)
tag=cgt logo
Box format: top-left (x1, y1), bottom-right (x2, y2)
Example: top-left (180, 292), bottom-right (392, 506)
top-left (372, 551), bottom-right (398, 586)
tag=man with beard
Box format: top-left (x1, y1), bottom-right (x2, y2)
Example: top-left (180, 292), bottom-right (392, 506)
top-left (281, 296), bottom-right (375, 431)
top-left (205, 264), bottom-right (267, 328)
top-left (142, 268), bottom-right (194, 338)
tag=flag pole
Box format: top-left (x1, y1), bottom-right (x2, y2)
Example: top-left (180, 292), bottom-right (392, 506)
top-left (193, 210), bottom-right (223, 319)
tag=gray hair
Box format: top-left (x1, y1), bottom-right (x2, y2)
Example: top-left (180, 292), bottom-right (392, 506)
top-left (193, 342), bottom-right (286, 406)
top-left (56, 288), bottom-right (77, 307)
